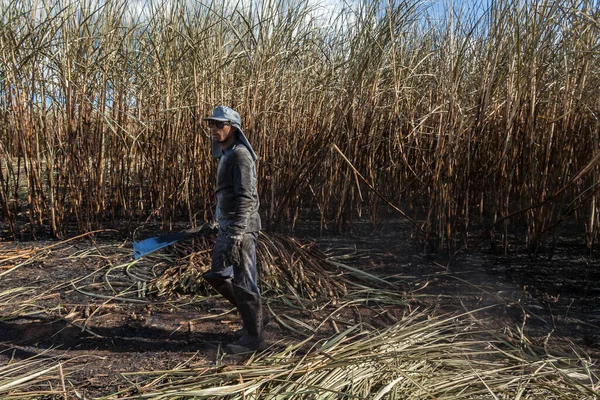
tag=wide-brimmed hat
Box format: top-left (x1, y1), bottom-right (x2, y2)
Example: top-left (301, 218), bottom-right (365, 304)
top-left (203, 106), bottom-right (257, 160)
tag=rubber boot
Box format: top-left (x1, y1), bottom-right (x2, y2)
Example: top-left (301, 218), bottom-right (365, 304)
top-left (225, 285), bottom-right (266, 354)
top-left (203, 272), bottom-right (267, 337)
top-left (202, 271), bottom-right (237, 306)
top-left (234, 312), bottom-right (270, 338)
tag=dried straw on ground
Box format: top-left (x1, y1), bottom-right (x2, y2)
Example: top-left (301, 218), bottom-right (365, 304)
top-left (113, 308), bottom-right (598, 399)
top-left (4, 307), bottom-right (595, 399)
top-left (147, 232), bottom-right (350, 301)
top-left (0, 240), bottom-right (598, 398)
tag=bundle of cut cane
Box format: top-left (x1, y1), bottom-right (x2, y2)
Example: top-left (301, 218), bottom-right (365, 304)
top-left (147, 232), bottom-right (350, 301)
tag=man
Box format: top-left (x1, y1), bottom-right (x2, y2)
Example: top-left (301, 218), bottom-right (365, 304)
top-left (201, 106), bottom-right (266, 354)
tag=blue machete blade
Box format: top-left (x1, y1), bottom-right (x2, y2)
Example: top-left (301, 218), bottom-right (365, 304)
top-left (133, 231), bottom-right (187, 259)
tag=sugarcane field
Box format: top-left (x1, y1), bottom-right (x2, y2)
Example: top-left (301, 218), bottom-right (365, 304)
top-left (1, 0), bottom-right (600, 398)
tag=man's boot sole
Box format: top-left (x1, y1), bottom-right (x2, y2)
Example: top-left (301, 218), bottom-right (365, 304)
top-left (224, 340), bottom-right (266, 354)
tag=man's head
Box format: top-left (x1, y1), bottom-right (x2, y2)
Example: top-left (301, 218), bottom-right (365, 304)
top-left (203, 106), bottom-right (257, 160)
top-left (203, 106), bottom-right (242, 149)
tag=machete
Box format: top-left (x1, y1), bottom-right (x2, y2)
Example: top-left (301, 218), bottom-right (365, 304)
top-left (133, 222), bottom-right (217, 259)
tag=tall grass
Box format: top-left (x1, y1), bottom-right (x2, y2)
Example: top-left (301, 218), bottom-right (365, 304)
top-left (1, 0), bottom-right (599, 252)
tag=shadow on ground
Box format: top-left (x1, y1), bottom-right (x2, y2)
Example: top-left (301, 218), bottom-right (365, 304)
top-left (0, 314), bottom-right (226, 359)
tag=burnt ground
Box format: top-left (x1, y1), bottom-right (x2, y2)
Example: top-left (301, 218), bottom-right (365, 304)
top-left (312, 219), bottom-right (600, 352)
top-left (1, 218), bottom-right (599, 397)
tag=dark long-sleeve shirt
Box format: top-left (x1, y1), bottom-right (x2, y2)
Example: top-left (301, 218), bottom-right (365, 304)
top-left (215, 141), bottom-right (261, 236)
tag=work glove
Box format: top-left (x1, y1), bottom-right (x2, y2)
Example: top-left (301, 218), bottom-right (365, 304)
top-left (205, 219), bottom-right (219, 233)
top-left (224, 234), bottom-right (243, 267)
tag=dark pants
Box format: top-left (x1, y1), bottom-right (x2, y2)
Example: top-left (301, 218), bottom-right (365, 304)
top-left (211, 222), bottom-right (260, 295)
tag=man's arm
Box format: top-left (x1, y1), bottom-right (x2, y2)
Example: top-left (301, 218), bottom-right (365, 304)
top-left (228, 149), bottom-right (256, 237)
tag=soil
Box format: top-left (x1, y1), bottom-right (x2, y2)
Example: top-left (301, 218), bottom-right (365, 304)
top-left (1, 218), bottom-right (599, 397)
